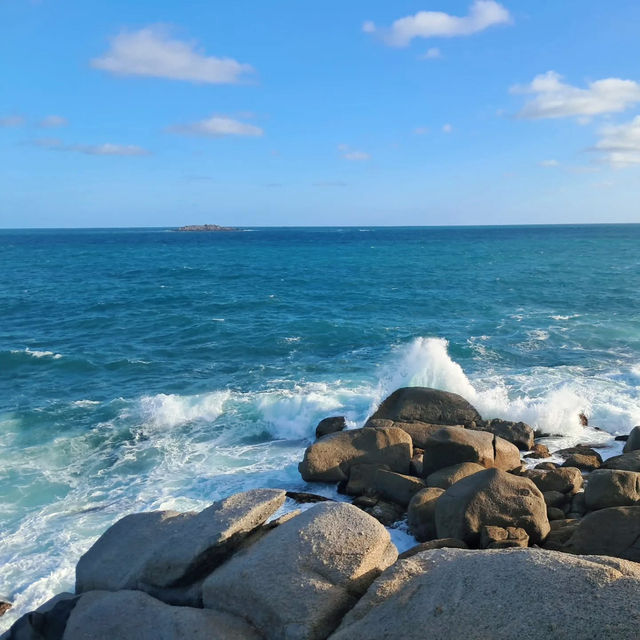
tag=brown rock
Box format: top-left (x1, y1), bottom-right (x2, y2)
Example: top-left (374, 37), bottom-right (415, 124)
top-left (523, 467), bottom-right (584, 494)
top-left (534, 462), bottom-right (557, 470)
top-left (477, 419), bottom-right (534, 450)
top-left (372, 469), bottom-right (426, 507)
top-left (435, 468), bottom-right (550, 546)
top-left (542, 518), bottom-right (580, 551)
top-left (298, 427), bottom-right (412, 483)
top-left (623, 426), bottom-right (640, 452)
top-left (398, 538), bottom-right (468, 559)
top-left (524, 443), bottom-right (551, 459)
top-left (421, 427), bottom-right (521, 476)
top-left (480, 525), bottom-right (529, 549)
top-left (369, 387), bottom-right (482, 427)
top-left (426, 462), bottom-right (485, 489)
top-left (343, 463), bottom-right (390, 497)
top-left (602, 450), bottom-right (640, 472)
top-left (564, 506), bottom-right (640, 561)
top-left (584, 469), bottom-right (640, 510)
top-left (315, 416), bottom-right (346, 439)
top-left (407, 487), bottom-right (445, 542)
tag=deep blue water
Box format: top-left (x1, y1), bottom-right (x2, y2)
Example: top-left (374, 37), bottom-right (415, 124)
top-left (1, 225), bottom-right (640, 626)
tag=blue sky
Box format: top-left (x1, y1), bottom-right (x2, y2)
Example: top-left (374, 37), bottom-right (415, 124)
top-left (1, 0), bottom-right (640, 227)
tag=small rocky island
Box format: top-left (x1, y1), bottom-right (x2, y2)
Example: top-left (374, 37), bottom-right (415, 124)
top-left (174, 224), bottom-right (239, 232)
top-left (3, 387), bottom-right (640, 639)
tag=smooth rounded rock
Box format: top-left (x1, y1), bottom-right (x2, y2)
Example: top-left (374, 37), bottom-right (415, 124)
top-left (435, 468), bottom-right (550, 545)
top-left (329, 548), bottom-right (640, 640)
top-left (202, 502), bottom-right (397, 640)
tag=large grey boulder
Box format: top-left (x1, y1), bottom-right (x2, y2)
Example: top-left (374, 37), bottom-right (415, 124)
top-left (623, 426), bottom-right (640, 452)
top-left (435, 468), bottom-right (550, 545)
top-left (369, 387), bottom-right (482, 427)
top-left (298, 427), bottom-right (412, 482)
top-left (476, 419), bottom-right (534, 451)
top-left (62, 590), bottom-right (261, 640)
top-left (421, 427), bottom-right (520, 476)
top-left (584, 469), bottom-right (640, 510)
top-left (564, 506), bottom-right (640, 561)
top-left (329, 548), bottom-right (640, 640)
top-left (407, 487), bottom-right (445, 542)
top-left (603, 450), bottom-right (640, 472)
top-left (75, 489), bottom-right (286, 602)
top-left (202, 502), bottom-right (397, 640)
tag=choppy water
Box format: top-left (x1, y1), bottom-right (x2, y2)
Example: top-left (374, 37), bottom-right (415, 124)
top-left (1, 225), bottom-right (640, 628)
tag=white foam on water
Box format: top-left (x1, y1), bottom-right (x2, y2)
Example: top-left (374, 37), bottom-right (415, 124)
top-left (134, 391), bottom-right (231, 430)
top-left (12, 348), bottom-right (62, 359)
top-left (72, 400), bottom-right (100, 408)
top-left (378, 337), bottom-right (639, 438)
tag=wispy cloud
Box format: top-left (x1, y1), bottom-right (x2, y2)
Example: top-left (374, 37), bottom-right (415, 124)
top-left (442, 123), bottom-right (453, 133)
top-left (364, 1), bottom-right (511, 47)
top-left (593, 116), bottom-right (640, 167)
top-left (338, 144), bottom-right (370, 161)
top-left (420, 47), bottom-right (442, 60)
top-left (539, 159), bottom-right (559, 167)
top-left (0, 115), bottom-right (25, 127)
top-left (413, 126), bottom-right (429, 135)
top-left (38, 115), bottom-right (68, 128)
top-left (34, 138), bottom-right (149, 156)
top-left (92, 25), bottom-right (253, 84)
top-left (512, 71), bottom-right (640, 121)
top-left (169, 115), bottom-right (263, 138)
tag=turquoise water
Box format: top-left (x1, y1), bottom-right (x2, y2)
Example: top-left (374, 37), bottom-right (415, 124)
top-left (1, 225), bottom-right (640, 627)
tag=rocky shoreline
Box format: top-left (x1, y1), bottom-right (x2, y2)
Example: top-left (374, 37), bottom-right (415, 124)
top-left (3, 387), bottom-right (640, 639)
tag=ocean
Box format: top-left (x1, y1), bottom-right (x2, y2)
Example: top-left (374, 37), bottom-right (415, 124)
top-left (1, 224), bottom-right (640, 629)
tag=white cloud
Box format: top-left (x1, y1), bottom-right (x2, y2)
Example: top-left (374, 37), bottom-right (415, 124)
top-left (364, 1), bottom-right (511, 47)
top-left (512, 71), bottom-right (640, 121)
top-left (420, 47), bottom-right (442, 60)
top-left (35, 138), bottom-right (149, 156)
top-left (593, 116), bottom-right (640, 167)
top-left (442, 123), bottom-right (453, 133)
top-left (92, 25), bottom-right (253, 84)
top-left (338, 144), bottom-right (370, 161)
top-left (39, 115), bottom-right (68, 128)
top-left (539, 159), bottom-right (559, 167)
top-left (0, 115), bottom-right (25, 127)
top-left (413, 126), bottom-right (429, 135)
top-left (170, 115), bottom-right (263, 137)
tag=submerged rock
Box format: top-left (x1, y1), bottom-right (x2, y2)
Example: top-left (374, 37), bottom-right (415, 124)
top-left (298, 427), bottom-right (412, 483)
top-left (75, 489), bottom-right (286, 603)
top-left (369, 387), bottom-right (482, 427)
top-left (329, 548), bottom-right (640, 640)
top-left (435, 468), bottom-right (550, 545)
top-left (202, 502), bottom-right (397, 640)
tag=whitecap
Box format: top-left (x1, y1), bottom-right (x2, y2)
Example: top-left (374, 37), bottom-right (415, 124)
top-left (135, 391), bottom-right (231, 430)
top-left (12, 348), bottom-right (63, 360)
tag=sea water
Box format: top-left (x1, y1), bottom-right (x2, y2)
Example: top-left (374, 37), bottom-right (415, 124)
top-left (1, 225), bottom-right (639, 628)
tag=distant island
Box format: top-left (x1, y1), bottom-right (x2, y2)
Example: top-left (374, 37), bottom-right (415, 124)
top-left (174, 224), bottom-right (239, 232)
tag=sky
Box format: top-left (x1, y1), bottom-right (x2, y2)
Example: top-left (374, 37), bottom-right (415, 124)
top-left (1, 0), bottom-right (640, 227)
